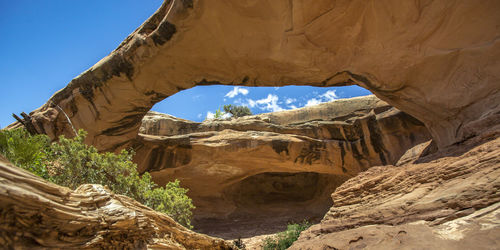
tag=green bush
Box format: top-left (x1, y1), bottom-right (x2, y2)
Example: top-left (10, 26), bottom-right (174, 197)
top-left (0, 128), bottom-right (51, 179)
top-left (214, 107), bottom-right (225, 119)
top-left (0, 128), bottom-right (195, 228)
top-left (223, 104), bottom-right (252, 117)
top-left (262, 221), bottom-right (311, 250)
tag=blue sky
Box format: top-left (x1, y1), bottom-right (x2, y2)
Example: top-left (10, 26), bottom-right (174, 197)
top-left (153, 85), bottom-right (371, 121)
top-left (0, 1), bottom-right (371, 127)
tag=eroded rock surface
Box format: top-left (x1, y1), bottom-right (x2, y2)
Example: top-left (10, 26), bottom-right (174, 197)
top-left (291, 127), bottom-right (500, 250)
top-left (0, 155), bottom-right (234, 249)
top-left (132, 95), bottom-right (430, 238)
top-left (22, 0), bottom-right (500, 152)
top-left (5, 0), bottom-right (500, 248)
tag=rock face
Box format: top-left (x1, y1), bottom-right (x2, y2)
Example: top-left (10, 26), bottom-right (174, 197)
top-left (0, 155), bottom-right (234, 249)
top-left (291, 126), bottom-right (500, 249)
top-left (132, 95), bottom-right (430, 238)
top-left (7, 1), bottom-right (500, 248)
top-left (23, 0), bottom-right (500, 152)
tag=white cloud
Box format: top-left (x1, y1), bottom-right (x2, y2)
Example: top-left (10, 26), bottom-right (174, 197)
top-left (288, 105), bottom-right (298, 109)
top-left (255, 94), bottom-right (285, 112)
top-left (197, 113), bottom-right (202, 118)
top-left (304, 90), bottom-right (338, 107)
top-left (285, 98), bottom-right (296, 105)
top-left (225, 86), bottom-right (249, 98)
top-left (274, 87), bottom-right (280, 90)
top-left (237, 94), bottom-right (285, 112)
top-left (321, 90), bottom-right (338, 101)
top-left (206, 111), bottom-right (215, 119)
top-left (305, 98), bottom-right (322, 107)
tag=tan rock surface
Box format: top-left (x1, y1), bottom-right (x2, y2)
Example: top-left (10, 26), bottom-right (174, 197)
top-left (0, 155), bottom-right (234, 249)
top-left (132, 95), bottom-right (430, 238)
top-left (4, 1), bottom-right (500, 248)
top-left (291, 127), bottom-right (500, 249)
top-left (20, 0), bottom-right (500, 152)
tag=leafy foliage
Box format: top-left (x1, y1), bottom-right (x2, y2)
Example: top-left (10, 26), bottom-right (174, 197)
top-left (262, 221), bottom-right (311, 250)
top-left (214, 107), bottom-right (225, 119)
top-left (0, 128), bottom-right (195, 228)
top-left (0, 128), bottom-right (51, 179)
top-left (223, 104), bottom-right (252, 117)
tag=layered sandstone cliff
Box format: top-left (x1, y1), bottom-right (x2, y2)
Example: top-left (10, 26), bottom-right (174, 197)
top-left (0, 155), bottom-right (234, 249)
top-left (132, 95), bottom-right (430, 238)
top-left (291, 125), bottom-right (500, 250)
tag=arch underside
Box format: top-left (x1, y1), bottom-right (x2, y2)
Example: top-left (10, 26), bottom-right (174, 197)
top-left (26, 0), bottom-right (499, 153)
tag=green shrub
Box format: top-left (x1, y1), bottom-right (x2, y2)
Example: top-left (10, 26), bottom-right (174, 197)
top-left (262, 221), bottom-right (311, 250)
top-left (0, 128), bottom-right (195, 228)
top-left (223, 104), bottom-right (252, 117)
top-left (0, 128), bottom-right (51, 179)
top-left (214, 107), bottom-right (225, 119)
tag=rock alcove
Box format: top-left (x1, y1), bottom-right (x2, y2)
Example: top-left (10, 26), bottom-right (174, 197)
top-left (131, 88), bottom-right (430, 238)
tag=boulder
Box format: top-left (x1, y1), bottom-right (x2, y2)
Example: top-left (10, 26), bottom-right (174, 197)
top-left (0, 155), bottom-right (234, 249)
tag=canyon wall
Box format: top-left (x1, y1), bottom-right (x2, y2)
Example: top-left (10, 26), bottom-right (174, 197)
top-left (291, 125), bottom-right (500, 249)
top-left (132, 95), bottom-right (430, 237)
top-left (22, 0), bottom-right (499, 152)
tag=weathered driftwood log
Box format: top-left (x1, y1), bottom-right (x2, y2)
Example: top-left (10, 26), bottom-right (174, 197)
top-left (11, 112), bottom-right (38, 135)
top-left (0, 155), bottom-right (235, 249)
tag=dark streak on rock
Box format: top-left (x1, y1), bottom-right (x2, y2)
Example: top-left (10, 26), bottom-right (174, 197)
top-left (271, 140), bottom-right (289, 156)
top-left (100, 113), bottom-right (144, 136)
top-left (148, 145), bottom-right (192, 172)
top-left (71, 54), bottom-right (136, 120)
top-left (242, 76), bottom-right (250, 84)
top-left (136, 0), bottom-right (173, 36)
top-left (326, 125), bottom-right (344, 140)
top-left (196, 79), bottom-right (224, 86)
top-left (106, 140), bottom-right (133, 153)
top-left (339, 141), bottom-right (346, 170)
top-left (151, 21), bottom-right (176, 46)
top-left (351, 142), bottom-right (363, 161)
top-left (367, 116), bottom-right (389, 165)
top-left (148, 147), bottom-right (164, 171)
top-left (294, 142), bottom-right (323, 165)
top-left (360, 137), bottom-right (370, 156)
top-left (145, 90), bottom-right (169, 104)
top-left (180, 0), bottom-right (194, 9)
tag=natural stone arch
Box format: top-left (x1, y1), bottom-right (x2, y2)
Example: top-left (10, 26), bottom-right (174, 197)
top-left (28, 0), bottom-right (500, 151)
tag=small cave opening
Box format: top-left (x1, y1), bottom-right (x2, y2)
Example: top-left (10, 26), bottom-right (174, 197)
top-left (192, 172), bottom-right (349, 239)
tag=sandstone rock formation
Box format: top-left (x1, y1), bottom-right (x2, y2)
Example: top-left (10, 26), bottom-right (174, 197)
top-left (22, 0), bottom-right (500, 153)
top-left (132, 95), bottom-right (430, 238)
top-left (0, 155), bottom-right (234, 249)
top-left (291, 125), bottom-right (500, 249)
top-left (5, 0), bottom-right (500, 248)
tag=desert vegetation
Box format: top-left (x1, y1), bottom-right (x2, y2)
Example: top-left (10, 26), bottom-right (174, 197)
top-left (261, 221), bottom-right (311, 250)
top-left (209, 105), bottom-right (253, 120)
top-left (0, 128), bottom-right (195, 228)
top-left (223, 104), bottom-right (252, 117)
